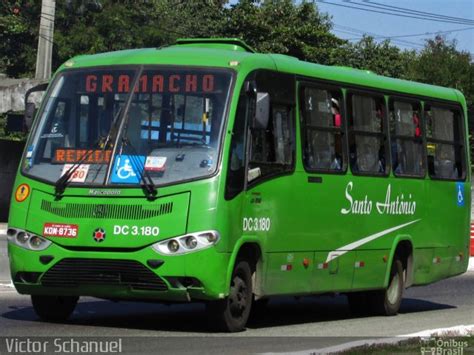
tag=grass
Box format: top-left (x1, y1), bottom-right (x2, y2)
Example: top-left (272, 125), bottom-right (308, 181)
top-left (338, 330), bottom-right (473, 354)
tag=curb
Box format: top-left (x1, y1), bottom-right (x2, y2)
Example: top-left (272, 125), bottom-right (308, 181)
top-left (469, 257), bottom-right (474, 272)
top-left (272, 325), bottom-right (474, 354)
top-left (0, 224), bottom-right (7, 235)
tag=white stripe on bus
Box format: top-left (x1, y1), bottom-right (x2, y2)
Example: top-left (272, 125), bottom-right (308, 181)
top-left (325, 219), bottom-right (421, 263)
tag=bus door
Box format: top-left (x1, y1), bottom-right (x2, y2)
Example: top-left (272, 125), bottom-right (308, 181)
top-left (240, 71), bottom-right (317, 295)
top-left (297, 83), bottom-right (356, 293)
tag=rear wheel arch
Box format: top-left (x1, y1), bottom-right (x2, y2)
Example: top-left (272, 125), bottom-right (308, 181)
top-left (386, 237), bottom-right (414, 288)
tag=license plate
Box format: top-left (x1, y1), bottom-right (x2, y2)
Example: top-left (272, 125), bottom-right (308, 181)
top-left (43, 223), bottom-right (79, 238)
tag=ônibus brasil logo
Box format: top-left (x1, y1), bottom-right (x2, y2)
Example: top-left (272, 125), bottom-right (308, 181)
top-left (93, 228), bottom-right (106, 243)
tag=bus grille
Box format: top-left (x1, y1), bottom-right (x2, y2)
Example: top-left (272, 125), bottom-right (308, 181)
top-left (41, 258), bottom-right (168, 291)
top-left (41, 200), bottom-right (173, 220)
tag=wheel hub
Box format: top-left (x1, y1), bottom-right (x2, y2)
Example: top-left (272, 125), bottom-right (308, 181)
top-left (229, 276), bottom-right (248, 316)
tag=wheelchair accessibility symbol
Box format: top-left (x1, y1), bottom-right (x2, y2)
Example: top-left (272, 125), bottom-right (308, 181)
top-left (111, 155), bottom-right (145, 184)
top-left (456, 182), bottom-right (465, 207)
top-left (117, 159), bottom-right (136, 179)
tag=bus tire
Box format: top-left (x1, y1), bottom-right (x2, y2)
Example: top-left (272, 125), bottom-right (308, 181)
top-left (31, 295), bottom-right (78, 322)
top-left (370, 257), bottom-right (404, 316)
top-left (206, 260), bottom-right (253, 332)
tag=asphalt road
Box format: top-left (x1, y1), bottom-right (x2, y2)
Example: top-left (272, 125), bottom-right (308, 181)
top-left (0, 229), bottom-right (473, 354)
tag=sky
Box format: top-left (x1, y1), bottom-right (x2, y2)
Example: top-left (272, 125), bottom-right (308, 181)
top-left (315, 0), bottom-right (474, 55)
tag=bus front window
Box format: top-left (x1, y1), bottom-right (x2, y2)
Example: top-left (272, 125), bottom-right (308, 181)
top-left (23, 67), bottom-right (233, 187)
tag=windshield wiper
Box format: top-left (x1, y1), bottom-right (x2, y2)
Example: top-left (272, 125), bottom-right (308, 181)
top-left (53, 105), bottom-right (126, 199)
top-left (54, 70), bottom-right (141, 198)
top-left (54, 143), bottom-right (99, 199)
top-left (104, 66), bottom-right (144, 185)
top-left (121, 137), bottom-right (158, 200)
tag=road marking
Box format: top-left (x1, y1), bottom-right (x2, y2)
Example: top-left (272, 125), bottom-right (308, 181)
top-left (260, 325), bottom-right (474, 355)
top-left (0, 229), bottom-right (6, 235)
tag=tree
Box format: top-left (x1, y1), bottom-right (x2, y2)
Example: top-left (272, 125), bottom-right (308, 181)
top-left (220, 0), bottom-right (345, 64)
top-left (332, 35), bottom-right (416, 79)
top-left (407, 35), bottom-right (473, 108)
top-left (0, 1), bottom-right (40, 77)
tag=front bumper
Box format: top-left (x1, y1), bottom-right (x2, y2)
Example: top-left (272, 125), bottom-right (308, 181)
top-left (8, 241), bottom-right (230, 302)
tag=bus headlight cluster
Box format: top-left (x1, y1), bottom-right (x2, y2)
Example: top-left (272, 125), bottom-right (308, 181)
top-left (7, 228), bottom-right (51, 251)
top-left (152, 230), bottom-right (220, 255)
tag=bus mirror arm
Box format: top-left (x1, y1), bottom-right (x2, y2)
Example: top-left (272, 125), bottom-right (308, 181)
top-left (24, 82), bottom-right (48, 132)
top-left (24, 103), bottom-right (36, 131)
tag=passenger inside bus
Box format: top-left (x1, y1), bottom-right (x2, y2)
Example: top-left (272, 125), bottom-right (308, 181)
top-left (349, 96), bottom-right (386, 174)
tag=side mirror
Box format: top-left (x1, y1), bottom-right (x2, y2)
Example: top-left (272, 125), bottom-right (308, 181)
top-left (254, 92), bottom-right (270, 129)
top-left (24, 82), bottom-right (48, 132)
top-left (24, 102), bottom-right (37, 131)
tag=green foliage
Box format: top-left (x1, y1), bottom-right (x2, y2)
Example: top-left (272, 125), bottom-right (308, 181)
top-left (0, 1), bottom-right (39, 77)
top-left (407, 35), bottom-right (473, 107)
top-left (53, 1), bottom-right (170, 68)
top-left (334, 35), bottom-right (417, 79)
top-left (220, 0), bottom-right (345, 64)
top-left (0, 113), bottom-right (27, 141)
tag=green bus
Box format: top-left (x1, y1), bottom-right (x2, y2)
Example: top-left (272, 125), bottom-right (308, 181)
top-left (7, 38), bottom-right (470, 332)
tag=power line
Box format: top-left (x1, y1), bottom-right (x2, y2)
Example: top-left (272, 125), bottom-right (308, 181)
top-left (40, 13), bottom-right (55, 22)
top-left (362, 0), bottom-right (474, 25)
top-left (345, 26), bottom-right (474, 41)
top-left (333, 30), bottom-right (424, 49)
top-left (333, 24), bottom-right (425, 48)
top-left (39, 34), bottom-right (54, 46)
top-left (317, 0), bottom-right (474, 26)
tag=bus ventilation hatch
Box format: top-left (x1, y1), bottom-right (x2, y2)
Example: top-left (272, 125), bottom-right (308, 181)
top-left (41, 258), bottom-right (168, 291)
top-left (41, 200), bottom-right (173, 220)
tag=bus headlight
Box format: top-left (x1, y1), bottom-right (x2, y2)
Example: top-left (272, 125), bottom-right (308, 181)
top-left (152, 230), bottom-right (220, 255)
top-left (185, 236), bottom-right (198, 249)
top-left (29, 236), bottom-right (48, 250)
top-left (16, 232), bottom-right (29, 244)
top-left (167, 239), bottom-right (180, 253)
top-left (7, 228), bottom-right (51, 251)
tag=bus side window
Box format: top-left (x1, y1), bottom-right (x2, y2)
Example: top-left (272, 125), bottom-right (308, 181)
top-left (389, 100), bottom-right (424, 177)
top-left (425, 105), bottom-right (465, 180)
top-left (301, 86), bottom-right (344, 172)
top-left (248, 104), bottom-right (294, 180)
top-left (246, 71), bottom-right (296, 184)
top-left (348, 93), bottom-right (388, 175)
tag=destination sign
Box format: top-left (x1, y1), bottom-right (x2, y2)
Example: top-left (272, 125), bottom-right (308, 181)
top-left (85, 73), bottom-right (216, 94)
top-left (53, 149), bottom-right (112, 164)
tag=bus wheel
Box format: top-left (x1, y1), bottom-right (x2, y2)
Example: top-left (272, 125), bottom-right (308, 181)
top-left (371, 257), bottom-right (404, 316)
top-left (31, 295), bottom-right (78, 322)
top-left (207, 260), bottom-right (253, 332)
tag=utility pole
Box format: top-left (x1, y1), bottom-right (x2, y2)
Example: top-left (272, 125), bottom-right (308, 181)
top-left (35, 0), bottom-right (56, 80)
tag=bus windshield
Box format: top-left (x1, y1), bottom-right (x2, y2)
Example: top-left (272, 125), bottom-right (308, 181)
top-left (23, 67), bottom-right (233, 187)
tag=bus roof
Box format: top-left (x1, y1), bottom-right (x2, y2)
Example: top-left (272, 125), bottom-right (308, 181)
top-left (64, 38), bottom-right (463, 104)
